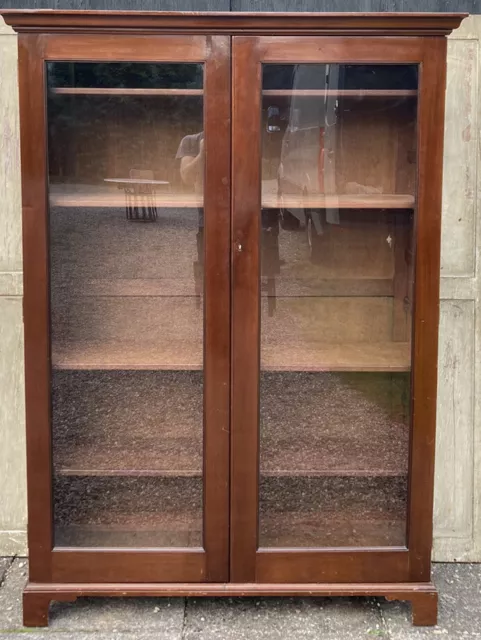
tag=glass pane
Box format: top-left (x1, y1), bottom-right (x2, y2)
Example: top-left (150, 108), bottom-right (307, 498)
top-left (47, 62), bottom-right (205, 548)
top-left (259, 64), bottom-right (417, 548)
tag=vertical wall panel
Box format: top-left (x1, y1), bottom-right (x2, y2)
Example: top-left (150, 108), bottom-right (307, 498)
top-left (0, 23), bottom-right (22, 276)
top-left (0, 298), bottom-right (26, 556)
top-left (434, 301), bottom-right (474, 545)
top-left (434, 16), bottom-right (481, 562)
top-left (0, 17), bottom-right (26, 556)
top-left (441, 39), bottom-right (477, 278)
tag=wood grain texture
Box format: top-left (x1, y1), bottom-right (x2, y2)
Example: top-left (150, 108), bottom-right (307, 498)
top-left (49, 188), bottom-right (203, 208)
top-left (43, 33), bottom-right (206, 61)
top-left (202, 34), bottom-right (231, 582)
top-left (0, 5), bottom-right (472, 579)
top-left (230, 35), bottom-right (261, 584)
top-left (406, 36), bottom-right (446, 581)
top-left (255, 549), bottom-right (409, 583)
top-left (21, 579), bottom-right (437, 628)
top-left (262, 89), bottom-right (417, 96)
top-left (17, 30), bottom-right (222, 585)
top-left (257, 36), bottom-right (424, 63)
top-left (48, 189), bottom-right (414, 209)
top-left (51, 548), bottom-right (206, 583)
top-left (23, 591), bottom-right (54, 628)
top-left (51, 87), bottom-right (204, 95)
top-left (18, 34), bottom-right (54, 581)
top-left (262, 341), bottom-right (410, 372)
top-left (50, 335), bottom-right (410, 373)
top-left (1, 11), bottom-right (465, 37)
top-left (230, 32), bottom-right (439, 586)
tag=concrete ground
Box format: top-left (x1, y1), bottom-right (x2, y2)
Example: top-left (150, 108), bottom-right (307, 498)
top-left (0, 559), bottom-right (479, 639)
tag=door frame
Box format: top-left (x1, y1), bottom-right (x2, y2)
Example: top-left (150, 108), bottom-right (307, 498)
top-left (18, 32), bottom-right (231, 584)
top-left (230, 34), bottom-right (447, 584)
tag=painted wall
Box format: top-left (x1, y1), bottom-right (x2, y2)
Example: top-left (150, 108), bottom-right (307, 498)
top-left (0, 10), bottom-right (479, 560)
top-left (0, 18), bottom-right (26, 555)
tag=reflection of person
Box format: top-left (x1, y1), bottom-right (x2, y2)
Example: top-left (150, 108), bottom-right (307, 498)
top-left (176, 131), bottom-right (204, 306)
top-left (176, 131), bottom-right (204, 191)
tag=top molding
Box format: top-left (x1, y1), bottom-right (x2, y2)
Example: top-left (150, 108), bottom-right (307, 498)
top-left (0, 11), bottom-right (466, 37)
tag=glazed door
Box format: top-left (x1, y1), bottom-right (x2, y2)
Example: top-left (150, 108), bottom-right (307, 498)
top-left (21, 34), bottom-right (230, 583)
top-left (231, 36), bottom-right (445, 583)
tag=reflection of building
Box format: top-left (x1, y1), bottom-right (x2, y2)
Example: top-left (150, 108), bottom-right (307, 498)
top-left (261, 64), bottom-right (419, 314)
top-left (47, 62), bottom-right (203, 192)
top-left (177, 131), bottom-right (205, 307)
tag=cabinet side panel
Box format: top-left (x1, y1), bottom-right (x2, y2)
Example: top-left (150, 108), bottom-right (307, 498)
top-left (407, 36), bottom-right (446, 581)
top-left (18, 34), bottom-right (53, 581)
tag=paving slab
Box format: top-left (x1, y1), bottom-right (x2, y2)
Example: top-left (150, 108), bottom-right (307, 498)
top-left (48, 596), bottom-right (185, 635)
top-left (0, 558), bottom-right (185, 638)
top-left (381, 563), bottom-right (481, 639)
top-left (0, 558), bottom-right (28, 632)
top-left (0, 635), bottom-right (176, 640)
top-left (0, 558), bottom-right (12, 585)
top-left (1, 559), bottom-right (479, 639)
top-left (183, 595), bottom-right (387, 640)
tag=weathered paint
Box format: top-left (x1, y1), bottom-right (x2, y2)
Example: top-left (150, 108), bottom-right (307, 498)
top-left (0, 17), bottom-right (27, 556)
top-left (433, 16), bottom-right (481, 562)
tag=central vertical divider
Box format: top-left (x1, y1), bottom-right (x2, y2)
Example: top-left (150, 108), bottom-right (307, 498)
top-left (230, 36), bottom-right (262, 583)
top-left (203, 35), bottom-right (232, 582)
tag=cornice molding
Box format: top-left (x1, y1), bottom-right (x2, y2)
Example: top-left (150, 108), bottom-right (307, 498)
top-left (0, 11), bottom-right (467, 37)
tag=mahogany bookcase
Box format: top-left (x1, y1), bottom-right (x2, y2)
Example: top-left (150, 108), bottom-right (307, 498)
top-left (1, 9), bottom-right (465, 628)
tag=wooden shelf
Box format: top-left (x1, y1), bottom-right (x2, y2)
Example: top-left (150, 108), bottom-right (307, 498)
top-left (51, 291), bottom-right (410, 372)
top-left (50, 188), bottom-right (202, 209)
top-left (54, 475), bottom-right (202, 548)
top-left (53, 369), bottom-right (409, 478)
top-left (49, 186), bottom-right (414, 210)
top-left (263, 89), bottom-right (417, 97)
top-left (54, 474), bottom-right (406, 548)
top-left (52, 341), bottom-right (409, 372)
top-left (51, 296), bottom-right (203, 370)
top-left (56, 510), bottom-right (405, 549)
top-left (52, 342), bottom-right (203, 371)
top-left (263, 342), bottom-right (410, 372)
top-left (51, 87), bottom-right (203, 96)
top-left (263, 193), bottom-right (415, 209)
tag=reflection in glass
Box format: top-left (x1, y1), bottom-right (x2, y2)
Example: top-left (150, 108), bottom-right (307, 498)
top-left (259, 64), bottom-right (418, 547)
top-left (47, 62), bottom-right (205, 548)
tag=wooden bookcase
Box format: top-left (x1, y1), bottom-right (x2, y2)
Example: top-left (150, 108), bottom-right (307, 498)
top-left (1, 9), bottom-right (465, 628)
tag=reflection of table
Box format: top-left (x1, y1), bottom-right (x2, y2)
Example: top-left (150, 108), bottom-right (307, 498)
top-left (104, 178), bottom-right (170, 222)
